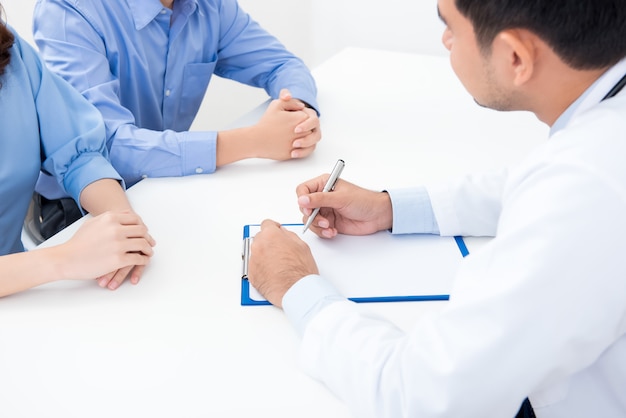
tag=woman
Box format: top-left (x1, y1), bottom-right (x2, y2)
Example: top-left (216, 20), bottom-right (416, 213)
top-left (0, 6), bottom-right (155, 297)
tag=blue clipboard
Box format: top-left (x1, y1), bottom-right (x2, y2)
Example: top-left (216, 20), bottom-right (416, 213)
top-left (241, 224), bottom-right (469, 306)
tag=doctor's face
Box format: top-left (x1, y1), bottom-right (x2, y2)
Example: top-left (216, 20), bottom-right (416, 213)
top-left (437, 0), bottom-right (515, 111)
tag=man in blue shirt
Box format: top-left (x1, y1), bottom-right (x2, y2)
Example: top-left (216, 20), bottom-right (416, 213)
top-left (31, 0), bottom-right (321, 239)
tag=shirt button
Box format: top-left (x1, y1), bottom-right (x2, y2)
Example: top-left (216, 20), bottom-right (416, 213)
top-left (195, 167), bottom-right (204, 174)
top-left (141, 174), bottom-right (148, 179)
top-left (160, 9), bottom-right (167, 14)
top-left (165, 89), bottom-right (171, 96)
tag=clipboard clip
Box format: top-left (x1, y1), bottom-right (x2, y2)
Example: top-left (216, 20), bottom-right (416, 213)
top-left (242, 236), bottom-right (252, 280)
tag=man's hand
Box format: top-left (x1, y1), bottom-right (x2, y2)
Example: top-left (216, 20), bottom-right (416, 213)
top-left (279, 89), bottom-right (322, 158)
top-left (247, 219), bottom-right (319, 308)
top-left (297, 177), bottom-right (393, 238)
top-left (216, 88), bottom-right (322, 165)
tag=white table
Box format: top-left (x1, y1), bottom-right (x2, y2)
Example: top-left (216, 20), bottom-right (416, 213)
top-left (0, 48), bottom-right (548, 417)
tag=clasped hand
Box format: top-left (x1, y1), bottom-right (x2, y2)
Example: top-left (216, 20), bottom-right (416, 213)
top-left (60, 211), bottom-right (156, 290)
top-left (253, 89), bottom-right (321, 160)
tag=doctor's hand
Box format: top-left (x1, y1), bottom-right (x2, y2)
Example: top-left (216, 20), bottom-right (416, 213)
top-left (58, 211), bottom-right (155, 287)
top-left (247, 219), bottom-right (319, 308)
top-left (297, 177), bottom-right (393, 238)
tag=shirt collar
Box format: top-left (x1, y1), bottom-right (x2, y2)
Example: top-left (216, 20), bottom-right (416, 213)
top-left (550, 57), bottom-right (626, 136)
top-left (126, 0), bottom-right (198, 30)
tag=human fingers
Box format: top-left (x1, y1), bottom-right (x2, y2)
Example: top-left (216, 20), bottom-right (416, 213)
top-left (296, 174), bottom-right (332, 197)
top-left (106, 260), bottom-right (147, 290)
top-left (301, 209), bottom-right (338, 239)
top-left (298, 179), bottom-right (349, 211)
top-left (105, 250), bottom-right (152, 290)
top-left (104, 210), bottom-right (144, 226)
top-left (95, 233), bottom-right (153, 288)
top-left (105, 266), bottom-right (132, 290)
top-left (292, 127), bottom-right (322, 152)
top-left (294, 109), bottom-right (320, 135)
top-left (97, 271), bottom-right (115, 288)
top-left (281, 99), bottom-right (306, 112)
top-left (128, 265), bottom-right (146, 285)
top-left (119, 236), bottom-right (156, 257)
top-left (295, 175), bottom-right (332, 216)
top-left (88, 211), bottom-right (151, 240)
top-left (259, 219), bottom-right (282, 234)
top-left (109, 212), bottom-right (156, 247)
top-left (274, 89), bottom-right (305, 112)
top-left (279, 88), bottom-right (292, 101)
top-left (290, 142), bottom-right (316, 159)
top-left (118, 224), bottom-right (156, 249)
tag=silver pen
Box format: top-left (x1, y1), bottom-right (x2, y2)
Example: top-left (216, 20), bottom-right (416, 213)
top-left (302, 159), bottom-right (345, 234)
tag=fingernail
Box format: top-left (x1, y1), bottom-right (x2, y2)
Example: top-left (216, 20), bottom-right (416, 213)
top-left (108, 281), bottom-right (119, 290)
top-left (294, 127), bottom-right (302, 133)
top-left (293, 140), bottom-right (301, 148)
top-left (291, 150), bottom-right (298, 158)
top-left (298, 195), bottom-right (310, 205)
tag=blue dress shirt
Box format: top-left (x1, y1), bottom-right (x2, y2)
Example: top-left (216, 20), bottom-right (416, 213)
top-left (33, 0), bottom-right (319, 189)
top-left (0, 28), bottom-right (121, 255)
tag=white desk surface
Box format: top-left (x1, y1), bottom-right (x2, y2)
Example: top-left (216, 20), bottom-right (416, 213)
top-left (0, 48), bottom-right (547, 417)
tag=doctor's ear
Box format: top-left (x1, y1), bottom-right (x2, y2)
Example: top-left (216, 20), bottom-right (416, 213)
top-left (494, 29), bottom-right (539, 87)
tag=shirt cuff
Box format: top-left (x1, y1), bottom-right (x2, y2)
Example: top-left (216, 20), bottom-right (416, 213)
top-left (180, 130), bottom-right (217, 175)
top-left (282, 274), bottom-right (347, 337)
top-left (387, 186), bottom-right (440, 234)
top-left (296, 98), bottom-right (320, 116)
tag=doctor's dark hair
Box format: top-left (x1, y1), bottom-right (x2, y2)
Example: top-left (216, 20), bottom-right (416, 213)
top-left (0, 4), bottom-right (15, 88)
top-left (455, 0), bottom-right (626, 70)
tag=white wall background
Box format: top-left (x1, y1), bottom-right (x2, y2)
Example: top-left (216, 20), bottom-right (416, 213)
top-left (1, 0), bottom-right (446, 128)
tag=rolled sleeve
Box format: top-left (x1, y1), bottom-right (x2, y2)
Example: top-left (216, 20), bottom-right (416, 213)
top-left (63, 152), bottom-right (123, 205)
top-left (25, 36), bottom-right (120, 203)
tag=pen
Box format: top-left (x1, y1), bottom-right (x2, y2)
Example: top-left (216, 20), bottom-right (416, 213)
top-left (302, 159), bottom-right (345, 234)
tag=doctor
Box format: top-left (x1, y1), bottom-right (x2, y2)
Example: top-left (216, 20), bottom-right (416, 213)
top-left (247, 0), bottom-right (626, 417)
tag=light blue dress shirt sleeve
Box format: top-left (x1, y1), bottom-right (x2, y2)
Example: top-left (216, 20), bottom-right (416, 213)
top-left (1, 29), bottom-right (121, 254)
top-left (33, 0), bottom-right (318, 188)
top-left (283, 275), bottom-right (348, 337)
top-left (386, 187), bottom-right (440, 235)
top-left (283, 186), bottom-right (439, 334)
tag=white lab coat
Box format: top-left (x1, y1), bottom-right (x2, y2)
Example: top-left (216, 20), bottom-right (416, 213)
top-left (296, 93), bottom-right (626, 416)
